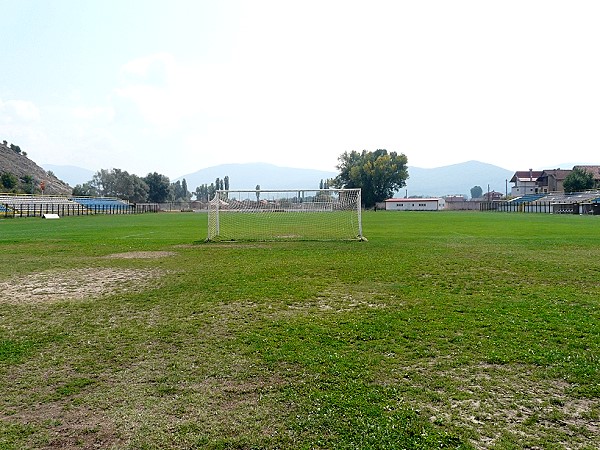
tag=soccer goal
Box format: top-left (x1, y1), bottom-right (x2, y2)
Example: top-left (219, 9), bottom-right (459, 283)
top-left (206, 188), bottom-right (364, 242)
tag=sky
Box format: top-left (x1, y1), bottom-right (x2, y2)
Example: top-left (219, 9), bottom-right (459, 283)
top-left (1, 0), bottom-right (599, 179)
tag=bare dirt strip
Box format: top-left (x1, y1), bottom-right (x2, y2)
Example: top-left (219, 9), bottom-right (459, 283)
top-left (0, 251), bottom-right (176, 304)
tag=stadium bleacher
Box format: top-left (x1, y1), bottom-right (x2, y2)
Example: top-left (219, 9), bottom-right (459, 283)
top-left (0, 194), bottom-right (73, 205)
top-left (0, 194), bottom-right (132, 217)
top-left (508, 194), bottom-right (547, 205)
top-left (536, 191), bottom-right (600, 204)
top-left (71, 197), bottom-right (129, 211)
top-left (0, 195), bottom-right (73, 214)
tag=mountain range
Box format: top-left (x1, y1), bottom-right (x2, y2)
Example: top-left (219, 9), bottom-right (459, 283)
top-left (42, 164), bottom-right (96, 187)
top-left (175, 161), bottom-right (514, 197)
top-left (175, 163), bottom-right (337, 192)
top-left (40, 160), bottom-right (514, 198)
top-left (403, 161), bottom-right (514, 197)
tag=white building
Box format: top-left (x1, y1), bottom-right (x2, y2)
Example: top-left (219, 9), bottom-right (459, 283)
top-left (385, 198), bottom-right (445, 211)
top-left (510, 170), bottom-right (543, 197)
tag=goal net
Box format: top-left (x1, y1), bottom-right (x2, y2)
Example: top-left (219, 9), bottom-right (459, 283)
top-left (207, 188), bottom-right (364, 242)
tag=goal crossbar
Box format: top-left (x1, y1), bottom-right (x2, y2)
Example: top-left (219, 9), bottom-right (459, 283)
top-left (207, 188), bottom-right (364, 242)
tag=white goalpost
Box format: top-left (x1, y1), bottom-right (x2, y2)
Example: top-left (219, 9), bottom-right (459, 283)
top-left (206, 188), bottom-right (364, 242)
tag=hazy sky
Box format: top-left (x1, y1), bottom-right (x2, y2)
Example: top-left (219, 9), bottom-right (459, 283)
top-left (1, 0), bottom-right (599, 178)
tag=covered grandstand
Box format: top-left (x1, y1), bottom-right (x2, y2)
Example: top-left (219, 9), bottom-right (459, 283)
top-left (489, 190), bottom-right (600, 214)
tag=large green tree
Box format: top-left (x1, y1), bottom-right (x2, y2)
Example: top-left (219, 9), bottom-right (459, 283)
top-left (193, 175), bottom-right (229, 202)
top-left (563, 168), bottom-right (594, 193)
top-left (91, 168), bottom-right (149, 203)
top-left (144, 172), bottom-right (171, 203)
top-left (470, 185), bottom-right (483, 199)
top-left (170, 179), bottom-right (192, 202)
top-left (332, 149), bottom-right (409, 208)
top-left (194, 184), bottom-right (212, 202)
top-left (72, 182), bottom-right (99, 197)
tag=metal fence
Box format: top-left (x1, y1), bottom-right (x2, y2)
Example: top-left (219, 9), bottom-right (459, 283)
top-left (480, 201), bottom-right (598, 214)
top-left (2, 202), bottom-right (159, 218)
top-left (157, 201), bottom-right (208, 212)
top-left (481, 201), bottom-right (554, 213)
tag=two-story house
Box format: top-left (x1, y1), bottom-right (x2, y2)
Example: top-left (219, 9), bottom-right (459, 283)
top-left (510, 170), bottom-right (543, 197)
top-left (536, 169), bottom-right (571, 193)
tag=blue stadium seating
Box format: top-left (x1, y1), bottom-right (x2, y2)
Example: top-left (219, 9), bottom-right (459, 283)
top-left (509, 194), bottom-right (547, 205)
top-left (71, 197), bottom-right (128, 208)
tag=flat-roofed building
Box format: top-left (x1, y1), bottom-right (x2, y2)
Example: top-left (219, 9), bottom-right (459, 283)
top-left (385, 198), bottom-right (445, 211)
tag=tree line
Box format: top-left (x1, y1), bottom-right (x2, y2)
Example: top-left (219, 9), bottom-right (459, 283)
top-left (72, 170), bottom-right (232, 204)
top-left (194, 176), bottom-right (229, 202)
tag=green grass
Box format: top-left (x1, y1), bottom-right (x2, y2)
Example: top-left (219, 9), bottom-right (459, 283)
top-left (0, 211), bottom-right (599, 449)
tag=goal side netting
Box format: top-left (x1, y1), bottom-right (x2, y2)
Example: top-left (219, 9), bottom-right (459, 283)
top-left (207, 189), bottom-right (364, 242)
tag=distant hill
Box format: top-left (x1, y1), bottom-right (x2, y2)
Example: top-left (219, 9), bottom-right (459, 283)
top-left (36, 160), bottom-right (515, 199)
top-left (176, 163), bottom-right (337, 191)
top-left (0, 141), bottom-right (71, 195)
top-left (175, 160), bottom-right (514, 198)
top-left (403, 160), bottom-right (514, 198)
top-left (42, 164), bottom-right (95, 187)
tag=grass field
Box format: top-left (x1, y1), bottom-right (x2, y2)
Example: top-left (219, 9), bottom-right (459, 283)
top-left (0, 211), bottom-right (599, 449)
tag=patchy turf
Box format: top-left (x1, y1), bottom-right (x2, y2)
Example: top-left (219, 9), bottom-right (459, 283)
top-left (0, 212), bottom-right (599, 449)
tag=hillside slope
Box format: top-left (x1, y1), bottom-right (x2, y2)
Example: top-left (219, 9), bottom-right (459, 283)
top-left (0, 140), bottom-right (71, 195)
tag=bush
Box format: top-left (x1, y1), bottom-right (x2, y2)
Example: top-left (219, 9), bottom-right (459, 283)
top-left (1, 172), bottom-right (18, 190)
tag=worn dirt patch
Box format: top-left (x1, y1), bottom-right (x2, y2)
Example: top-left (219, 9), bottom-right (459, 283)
top-left (103, 251), bottom-right (177, 259)
top-left (0, 267), bottom-right (165, 304)
top-left (378, 360), bottom-right (600, 449)
top-left (282, 284), bottom-right (393, 315)
top-left (2, 402), bottom-right (124, 450)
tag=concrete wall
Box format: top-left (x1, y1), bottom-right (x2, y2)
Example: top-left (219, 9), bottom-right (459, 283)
top-left (445, 201), bottom-right (482, 211)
